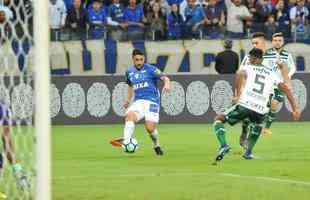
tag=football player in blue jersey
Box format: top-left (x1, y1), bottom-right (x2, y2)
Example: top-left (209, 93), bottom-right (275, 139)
top-left (110, 49), bottom-right (171, 155)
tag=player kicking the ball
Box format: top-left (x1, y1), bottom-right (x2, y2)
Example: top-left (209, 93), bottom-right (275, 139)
top-left (110, 49), bottom-right (171, 155)
top-left (213, 48), bottom-right (300, 163)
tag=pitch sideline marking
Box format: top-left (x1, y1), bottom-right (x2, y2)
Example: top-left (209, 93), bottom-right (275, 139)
top-left (54, 172), bottom-right (310, 187)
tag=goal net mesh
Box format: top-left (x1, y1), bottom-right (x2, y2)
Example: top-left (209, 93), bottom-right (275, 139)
top-left (0, 0), bottom-right (35, 199)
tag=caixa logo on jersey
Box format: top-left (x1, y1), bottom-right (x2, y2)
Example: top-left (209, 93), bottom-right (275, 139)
top-left (133, 82), bottom-right (149, 90)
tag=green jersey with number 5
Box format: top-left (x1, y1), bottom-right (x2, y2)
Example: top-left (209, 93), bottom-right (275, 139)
top-left (239, 64), bottom-right (282, 115)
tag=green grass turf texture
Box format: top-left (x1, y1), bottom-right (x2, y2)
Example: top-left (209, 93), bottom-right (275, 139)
top-left (53, 122), bottom-right (310, 200)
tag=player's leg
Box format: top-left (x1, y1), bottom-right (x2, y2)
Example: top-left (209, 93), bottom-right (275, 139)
top-left (213, 105), bottom-right (247, 161)
top-left (239, 119), bottom-right (250, 149)
top-left (0, 153), bottom-right (7, 199)
top-left (144, 102), bottom-right (163, 155)
top-left (263, 88), bottom-right (284, 135)
top-left (144, 121), bottom-right (163, 155)
top-left (110, 101), bottom-right (143, 147)
top-left (243, 123), bottom-right (263, 159)
top-left (0, 105), bottom-right (30, 189)
top-left (243, 112), bottom-right (265, 159)
top-left (1, 126), bottom-right (30, 189)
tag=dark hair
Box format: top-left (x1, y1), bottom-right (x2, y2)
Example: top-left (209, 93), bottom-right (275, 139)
top-left (249, 48), bottom-right (263, 59)
top-left (272, 32), bottom-right (284, 38)
top-left (224, 39), bottom-right (233, 49)
top-left (132, 49), bottom-right (145, 57)
top-left (252, 32), bottom-right (266, 39)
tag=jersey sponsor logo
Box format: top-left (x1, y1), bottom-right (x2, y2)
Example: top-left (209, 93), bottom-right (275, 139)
top-left (242, 100), bottom-right (265, 113)
top-left (133, 82), bottom-right (149, 90)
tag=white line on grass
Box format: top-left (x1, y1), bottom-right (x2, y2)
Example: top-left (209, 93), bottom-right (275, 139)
top-left (54, 172), bottom-right (310, 187)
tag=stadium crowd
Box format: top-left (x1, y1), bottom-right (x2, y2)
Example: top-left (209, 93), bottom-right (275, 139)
top-left (48, 0), bottom-right (309, 41)
top-left (0, 0), bottom-right (308, 41)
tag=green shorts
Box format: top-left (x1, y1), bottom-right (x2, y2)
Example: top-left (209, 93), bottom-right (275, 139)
top-left (223, 105), bottom-right (265, 126)
top-left (273, 88), bottom-right (285, 103)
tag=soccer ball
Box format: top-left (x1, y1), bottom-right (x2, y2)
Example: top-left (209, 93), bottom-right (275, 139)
top-left (122, 138), bottom-right (139, 153)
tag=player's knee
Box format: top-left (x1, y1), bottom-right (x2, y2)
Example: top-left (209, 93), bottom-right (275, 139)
top-left (215, 115), bottom-right (225, 123)
top-left (271, 100), bottom-right (279, 111)
top-left (125, 112), bottom-right (137, 122)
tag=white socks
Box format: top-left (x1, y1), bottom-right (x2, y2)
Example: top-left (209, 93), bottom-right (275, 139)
top-left (149, 129), bottom-right (160, 147)
top-left (123, 121), bottom-right (135, 141)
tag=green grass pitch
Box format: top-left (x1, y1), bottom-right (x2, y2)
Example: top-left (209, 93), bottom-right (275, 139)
top-left (52, 122), bottom-right (310, 200)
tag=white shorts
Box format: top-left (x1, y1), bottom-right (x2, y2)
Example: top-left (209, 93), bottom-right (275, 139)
top-left (126, 100), bottom-right (160, 123)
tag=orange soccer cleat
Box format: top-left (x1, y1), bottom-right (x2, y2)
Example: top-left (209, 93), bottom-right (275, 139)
top-left (262, 128), bottom-right (272, 135)
top-left (109, 138), bottom-right (123, 147)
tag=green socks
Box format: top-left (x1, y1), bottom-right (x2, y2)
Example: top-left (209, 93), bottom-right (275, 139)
top-left (12, 163), bottom-right (22, 175)
top-left (265, 110), bottom-right (277, 128)
top-left (214, 121), bottom-right (227, 147)
top-left (247, 124), bottom-right (262, 152)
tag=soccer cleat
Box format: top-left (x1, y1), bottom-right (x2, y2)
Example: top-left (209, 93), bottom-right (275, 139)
top-left (262, 128), bottom-right (272, 135)
top-left (0, 192), bottom-right (7, 199)
top-left (14, 171), bottom-right (31, 190)
top-left (215, 144), bottom-right (231, 161)
top-left (110, 138), bottom-right (123, 147)
top-left (242, 150), bottom-right (255, 160)
top-left (154, 146), bottom-right (164, 156)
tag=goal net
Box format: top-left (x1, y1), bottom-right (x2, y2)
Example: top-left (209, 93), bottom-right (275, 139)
top-left (0, 0), bottom-right (50, 199)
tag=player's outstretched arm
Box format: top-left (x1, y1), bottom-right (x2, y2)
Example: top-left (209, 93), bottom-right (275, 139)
top-left (278, 82), bottom-right (300, 120)
top-left (161, 76), bottom-right (171, 93)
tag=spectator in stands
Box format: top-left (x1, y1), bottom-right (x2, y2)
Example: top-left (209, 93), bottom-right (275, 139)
top-left (184, 0), bottom-right (207, 38)
top-left (146, 2), bottom-right (166, 40)
top-left (143, 0), bottom-right (170, 16)
top-left (251, 0), bottom-right (273, 33)
top-left (124, 0), bottom-right (145, 40)
top-left (215, 40), bottom-right (239, 74)
top-left (87, 0), bottom-right (107, 39)
top-left (225, 0), bottom-right (252, 38)
top-left (0, 2), bottom-right (13, 20)
top-left (107, 0), bottom-right (127, 40)
top-left (167, 3), bottom-right (184, 39)
top-left (63, 0), bottom-right (73, 9)
top-left (264, 14), bottom-right (277, 39)
top-left (274, 0), bottom-right (290, 38)
top-left (203, 0), bottom-right (225, 39)
top-left (167, 0), bottom-right (184, 5)
top-left (49, 0), bottom-right (67, 41)
top-left (290, 0), bottom-right (309, 41)
top-left (66, 0), bottom-right (89, 40)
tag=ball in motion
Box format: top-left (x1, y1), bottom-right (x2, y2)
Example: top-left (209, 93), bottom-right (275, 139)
top-left (122, 138), bottom-right (139, 153)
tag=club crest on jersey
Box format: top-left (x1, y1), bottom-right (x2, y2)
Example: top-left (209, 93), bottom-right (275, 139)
top-left (134, 73), bottom-right (140, 79)
top-left (133, 82), bottom-right (149, 90)
top-left (155, 69), bottom-right (162, 75)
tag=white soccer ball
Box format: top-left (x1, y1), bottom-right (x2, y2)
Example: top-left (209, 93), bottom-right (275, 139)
top-left (122, 138), bottom-right (139, 153)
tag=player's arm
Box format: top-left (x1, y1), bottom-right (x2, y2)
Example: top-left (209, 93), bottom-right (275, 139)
top-left (287, 53), bottom-right (296, 78)
top-left (278, 82), bottom-right (300, 120)
top-left (160, 76), bottom-right (171, 93)
top-left (124, 71), bottom-right (133, 109)
top-left (234, 69), bottom-right (247, 103)
top-left (277, 61), bottom-right (290, 84)
top-left (151, 66), bottom-right (171, 92)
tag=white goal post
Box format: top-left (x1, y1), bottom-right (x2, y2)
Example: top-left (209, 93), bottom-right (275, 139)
top-left (34, 0), bottom-right (51, 199)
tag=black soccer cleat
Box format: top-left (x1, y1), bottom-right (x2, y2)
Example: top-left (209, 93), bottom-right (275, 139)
top-left (154, 146), bottom-right (164, 156)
